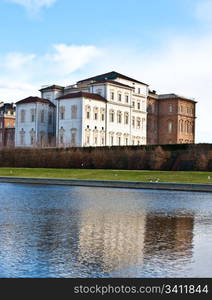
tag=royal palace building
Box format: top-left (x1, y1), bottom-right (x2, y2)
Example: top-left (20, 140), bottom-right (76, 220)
top-left (15, 71), bottom-right (196, 148)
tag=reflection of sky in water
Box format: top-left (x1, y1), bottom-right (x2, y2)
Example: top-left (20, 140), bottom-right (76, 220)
top-left (0, 183), bottom-right (212, 278)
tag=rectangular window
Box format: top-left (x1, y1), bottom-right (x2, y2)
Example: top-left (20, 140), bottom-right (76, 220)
top-left (40, 110), bottom-right (45, 123)
top-left (71, 131), bottom-right (76, 145)
top-left (48, 112), bottom-right (52, 125)
top-left (87, 111), bottom-right (90, 119)
top-left (21, 110), bottom-right (25, 122)
top-left (101, 114), bottom-right (104, 121)
top-left (168, 121), bottom-right (173, 133)
top-left (137, 102), bottom-right (140, 110)
top-left (118, 113), bottom-right (122, 124)
top-left (31, 109), bottom-right (35, 122)
top-left (96, 89), bottom-right (102, 95)
top-left (118, 94), bottom-right (122, 102)
top-left (111, 136), bottom-right (114, 145)
top-left (20, 132), bottom-right (25, 145)
top-left (125, 95), bottom-right (129, 103)
top-left (71, 105), bottom-right (77, 119)
top-left (110, 112), bottom-right (114, 123)
top-left (111, 92), bottom-right (115, 100)
top-left (60, 112), bottom-right (64, 120)
top-left (138, 88), bottom-right (141, 94)
top-left (137, 119), bottom-right (141, 129)
top-left (125, 114), bottom-right (129, 125)
top-left (60, 106), bottom-right (65, 120)
top-left (94, 113), bottom-right (98, 120)
top-left (30, 135), bottom-right (34, 145)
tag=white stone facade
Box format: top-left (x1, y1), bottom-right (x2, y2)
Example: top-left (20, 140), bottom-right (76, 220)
top-left (15, 72), bottom-right (148, 147)
top-left (15, 98), bottom-right (55, 147)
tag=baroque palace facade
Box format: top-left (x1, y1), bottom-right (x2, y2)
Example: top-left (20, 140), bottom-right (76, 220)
top-left (15, 71), bottom-right (196, 148)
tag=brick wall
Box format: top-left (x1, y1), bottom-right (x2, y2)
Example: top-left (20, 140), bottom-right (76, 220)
top-left (147, 94), bottom-right (196, 145)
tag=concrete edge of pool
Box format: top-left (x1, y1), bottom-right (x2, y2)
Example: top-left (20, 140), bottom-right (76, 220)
top-left (0, 176), bottom-right (212, 192)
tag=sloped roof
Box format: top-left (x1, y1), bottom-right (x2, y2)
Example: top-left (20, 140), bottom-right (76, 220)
top-left (16, 96), bottom-right (56, 107)
top-left (77, 71), bottom-right (149, 86)
top-left (57, 92), bottom-right (107, 102)
top-left (89, 80), bottom-right (133, 89)
top-left (39, 85), bottom-right (64, 92)
top-left (159, 94), bottom-right (197, 103)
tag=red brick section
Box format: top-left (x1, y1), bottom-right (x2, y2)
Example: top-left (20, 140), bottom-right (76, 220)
top-left (147, 93), bottom-right (196, 145)
top-left (0, 103), bottom-right (15, 148)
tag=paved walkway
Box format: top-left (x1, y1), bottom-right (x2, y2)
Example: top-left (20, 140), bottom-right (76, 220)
top-left (0, 176), bottom-right (212, 192)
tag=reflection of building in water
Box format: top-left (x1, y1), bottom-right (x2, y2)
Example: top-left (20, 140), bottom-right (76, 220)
top-left (78, 210), bottom-right (146, 274)
top-left (144, 215), bottom-right (194, 258)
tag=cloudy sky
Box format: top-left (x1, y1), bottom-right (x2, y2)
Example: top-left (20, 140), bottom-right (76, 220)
top-left (0, 0), bottom-right (211, 142)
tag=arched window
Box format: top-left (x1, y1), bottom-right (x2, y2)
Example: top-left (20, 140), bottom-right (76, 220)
top-left (109, 132), bottom-right (115, 146)
top-left (117, 111), bottom-right (122, 124)
top-left (20, 128), bottom-right (25, 145)
top-left (124, 112), bottom-right (129, 125)
top-left (59, 127), bottom-right (65, 145)
top-left (93, 107), bottom-right (98, 120)
top-left (100, 108), bottom-right (105, 121)
top-left (169, 104), bottom-right (173, 113)
top-left (70, 128), bottom-right (77, 146)
top-left (168, 121), bottom-right (173, 133)
top-left (116, 133), bottom-right (122, 146)
top-left (109, 110), bottom-right (115, 123)
top-left (85, 105), bottom-right (91, 119)
top-left (136, 117), bottom-right (141, 129)
top-left (40, 131), bottom-right (45, 147)
top-left (30, 128), bottom-right (36, 145)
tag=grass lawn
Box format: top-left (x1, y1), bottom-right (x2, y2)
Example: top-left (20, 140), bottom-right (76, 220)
top-left (0, 167), bottom-right (212, 184)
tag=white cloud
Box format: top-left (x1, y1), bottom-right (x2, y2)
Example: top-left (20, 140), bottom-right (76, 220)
top-left (0, 43), bottom-right (101, 100)
top-left (7, 0), bottom-right (57, 14)
top-left (0, 36), bottom-right (211, 143)
top-left (44, 44), bottom-right (101, 76)
top-left (86, 34), bottom-right (212, 143)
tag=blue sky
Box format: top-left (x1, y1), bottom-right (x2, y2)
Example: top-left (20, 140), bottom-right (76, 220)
top-left (0, 0), bottom-right (203, 53)
top-left (0, 0), bottom-right (212, 142)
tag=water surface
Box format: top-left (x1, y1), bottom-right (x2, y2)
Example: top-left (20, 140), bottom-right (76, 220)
top-left (0, 183), bottom-right (212, 278)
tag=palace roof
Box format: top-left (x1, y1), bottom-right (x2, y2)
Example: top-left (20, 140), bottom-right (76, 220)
top-left (57, 92), bottom-right (107, 102)
top-left (16, 96), bottom-right (56, 107)
top-left (77, 71), bottom-right (149, 86)
top-left (39, 85), bottom-right (64, 92)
